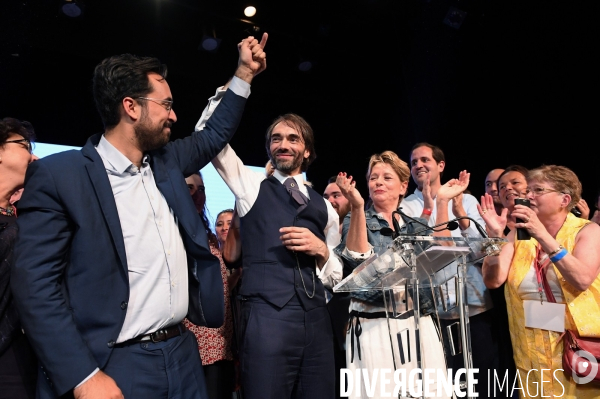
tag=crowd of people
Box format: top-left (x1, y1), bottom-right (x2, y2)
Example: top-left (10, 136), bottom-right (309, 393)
top-left (1, 31), bottom-right (600, 399)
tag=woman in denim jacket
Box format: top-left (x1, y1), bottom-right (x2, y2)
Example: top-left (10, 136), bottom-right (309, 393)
top-left (334, 150), bottom-right (469, 399)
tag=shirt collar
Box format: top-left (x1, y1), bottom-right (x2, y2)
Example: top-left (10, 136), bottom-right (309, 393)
top-left (412, 188), bottom-right (424, 199)
top-left (96, 135), bottom-right (147, 175)
top-left (273, 169), bottom-right (305, 187)
top-left (272, 169), bottom-right (309, 197)
top-left (364, 205), bottom-right (405, 226)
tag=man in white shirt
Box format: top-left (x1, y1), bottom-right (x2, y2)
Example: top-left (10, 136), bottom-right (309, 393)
top-left (12, 36), bottom-right (266, 399)
top-left (323, 176), bottom-right (351, 234)
top-left (401, 142), bottom-right (498, 398)
top-left (196, 96), bottom-right (342, 398)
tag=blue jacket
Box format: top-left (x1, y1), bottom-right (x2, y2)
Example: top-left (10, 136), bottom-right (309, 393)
top-left (11, 89), bottom-right (246, 396)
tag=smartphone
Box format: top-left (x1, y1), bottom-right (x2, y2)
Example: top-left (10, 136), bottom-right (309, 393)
top-left (514, 198), bottom-right (531, 240)
top-left (514, 198), bottom-right (530, 208)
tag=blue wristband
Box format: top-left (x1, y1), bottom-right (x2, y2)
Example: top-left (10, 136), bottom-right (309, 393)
top-left (550, 248), bottom-right (568, 263)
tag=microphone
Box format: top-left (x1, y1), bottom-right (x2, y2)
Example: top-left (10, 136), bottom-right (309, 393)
top-left (396, 209), bottom-right (431, 235)
top-left (450, 216), bottom-right (489, 238)
top-left (411, 220), bottom-right (460, 236)
top-left (379, 210), bottom-right (428, 238)
top-left (395, 209), bottom-right (459, 236)
top-left (447, 216), bottom-right (508, 257)
top-left (377, 212), bottom-right (447, 238)
top-left (380, 227), bottom-right (395, 237)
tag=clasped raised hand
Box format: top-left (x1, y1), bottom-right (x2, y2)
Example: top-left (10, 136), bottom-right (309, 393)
top-left (235, 33), bottom-right (268, 82)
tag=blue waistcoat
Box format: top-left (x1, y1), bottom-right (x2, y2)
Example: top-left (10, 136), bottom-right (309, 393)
top-left (240, 176), bottom-right (328, 310)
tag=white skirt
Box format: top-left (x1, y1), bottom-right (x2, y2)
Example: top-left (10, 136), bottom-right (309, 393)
top-left (344, 302), bottom-right (451, 399)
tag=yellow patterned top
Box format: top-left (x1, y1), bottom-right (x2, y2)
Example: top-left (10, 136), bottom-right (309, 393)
top-left (505, 213), bottom-right (600, 398)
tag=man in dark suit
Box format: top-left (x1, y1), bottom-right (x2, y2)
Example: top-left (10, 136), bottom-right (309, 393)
top-left (11, 34), bottom-right (267, 399)
top-left (196, 98), bottom-right (343, 397)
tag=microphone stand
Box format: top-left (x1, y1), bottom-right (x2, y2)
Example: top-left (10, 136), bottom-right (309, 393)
top-left (392, 208), bottom-right (462, 396)
top-left (395, 209), bottom-right (459, 236)
top-left (450, 216), bottom-right (488, 238)
top-left (396, 210), bottom-right (486, 398)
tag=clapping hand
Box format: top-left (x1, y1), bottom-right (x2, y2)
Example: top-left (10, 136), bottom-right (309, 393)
top-left (437, 170), bottom-right (470, 201)
top-left (336, 172), bottom-right (364, 209)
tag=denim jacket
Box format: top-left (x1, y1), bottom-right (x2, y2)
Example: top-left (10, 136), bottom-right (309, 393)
top-left (334, 206), bottom-right (435, 315)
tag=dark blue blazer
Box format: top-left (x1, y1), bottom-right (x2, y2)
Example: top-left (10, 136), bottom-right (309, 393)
top-left (11, 89), bottom-right (246, 396)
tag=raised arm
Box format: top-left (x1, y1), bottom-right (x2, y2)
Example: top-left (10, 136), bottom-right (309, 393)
top-left (171, 34), bottom-right (268, 176)
top-left (195, 33), bottom-right (268, 132)
top-left (336, 173), bottom-right (368, 253)
top-left (434, 170), bottom-right (470, 237)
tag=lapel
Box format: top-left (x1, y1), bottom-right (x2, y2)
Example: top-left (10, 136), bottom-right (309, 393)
top-left (149, 152), bottom-right (205, 249)
top-left (82, 135), bottom-right (128, 273)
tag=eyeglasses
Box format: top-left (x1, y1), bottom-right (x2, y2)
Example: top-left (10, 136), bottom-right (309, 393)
top-left (5, 138), bottom-right (33, 153)
top-left (525, 186), bottom-right (565, 197)
top-left (137, 97), bottom-right (173, 112)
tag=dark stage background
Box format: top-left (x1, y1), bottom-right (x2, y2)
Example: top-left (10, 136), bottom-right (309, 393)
top-left (1, 0), bottom-right (598, 205)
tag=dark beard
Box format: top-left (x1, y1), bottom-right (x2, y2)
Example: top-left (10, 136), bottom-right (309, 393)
top-left (271, 151), bottom-right (303, 174)
top-left (135, 111), bottom-right (171, 152)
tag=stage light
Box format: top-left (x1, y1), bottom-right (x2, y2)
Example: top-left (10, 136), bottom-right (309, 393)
top-left (298, 61), bottom-right (313, 72)
top-left (244, 6), bottom-right (257, 17)
top-left (443, 6), bottom-right (467, 29)
top-left (60, 0), bottom-right (83, 18)
top-left (199, 34), bottom-right (222, 52)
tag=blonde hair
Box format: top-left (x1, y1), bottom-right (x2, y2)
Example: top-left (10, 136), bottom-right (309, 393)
top-left (527, 165), bottom-right (581, 211)
top-left (366, 151), bottom-right (410, 182)
top-left (366, 151), bottom-right (410, 206)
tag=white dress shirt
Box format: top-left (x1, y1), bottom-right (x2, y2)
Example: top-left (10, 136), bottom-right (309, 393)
top-left (78, 77), bottom-right (251, 387)
top-left (96, 136), bottom-right (188, 342)
top-left (212, 148), bottom-right (342, 288)
top-left (195, 86), bottom-right (343, 288)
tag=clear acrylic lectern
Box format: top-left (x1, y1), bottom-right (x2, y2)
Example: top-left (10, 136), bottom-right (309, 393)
top-left (333, 235), bottom-right (506, 399)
